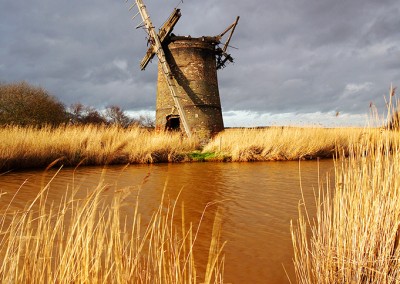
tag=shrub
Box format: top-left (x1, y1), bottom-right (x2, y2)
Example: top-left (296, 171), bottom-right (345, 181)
top-left (0, 81), bottom-right (67, 126)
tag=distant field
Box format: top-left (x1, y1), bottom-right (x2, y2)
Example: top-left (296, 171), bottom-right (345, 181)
top-left (1, 124), bottom-right (397, 171)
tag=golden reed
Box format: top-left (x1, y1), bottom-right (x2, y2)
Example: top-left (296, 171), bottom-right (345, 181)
top-left (0, 170), bottom-right (225, 283)
top-left (291, 87), bottom-right (400, 283)
top-left (0, 124), bottom-right (380, 171)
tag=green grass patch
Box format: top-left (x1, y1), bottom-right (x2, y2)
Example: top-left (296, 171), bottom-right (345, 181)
top-left (188, 151), bottom-right (217, 162)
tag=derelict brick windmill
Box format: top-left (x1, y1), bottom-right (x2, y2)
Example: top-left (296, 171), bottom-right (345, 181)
top-left (127, 0), bottom-right (239, 140)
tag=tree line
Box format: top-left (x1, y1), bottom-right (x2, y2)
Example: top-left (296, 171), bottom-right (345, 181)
top-left (0, 81), bottom-right (154, 128)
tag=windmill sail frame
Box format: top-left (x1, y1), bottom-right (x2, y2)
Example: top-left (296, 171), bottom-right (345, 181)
top-left (134, 0), bottom-right (192, 138)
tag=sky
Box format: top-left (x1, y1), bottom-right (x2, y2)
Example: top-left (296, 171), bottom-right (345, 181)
top-left (1, 0), bottom-right (399, 127)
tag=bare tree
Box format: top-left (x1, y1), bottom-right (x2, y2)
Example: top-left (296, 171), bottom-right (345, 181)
top-left (68, 103), bottom-right (107, 125)
top-left (138, 115), bottom-right (155, 128)
top-left (105, 105), bottom-right (132, 127)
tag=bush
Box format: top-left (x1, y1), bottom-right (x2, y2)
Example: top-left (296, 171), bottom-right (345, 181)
top-left (0, 81), bottom-right (68, 126)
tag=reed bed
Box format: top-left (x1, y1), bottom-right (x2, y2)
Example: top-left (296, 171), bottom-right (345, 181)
top-left (0, 125), bottom-right (199, 170)
top-left (0, 169), bottom-right (225, 283)
top-left (203, 127), bottom-right (366, 162)
top-left (291, 128), bottom-right (400, 283)
top-left (2, 124), bottom-right (398, 171)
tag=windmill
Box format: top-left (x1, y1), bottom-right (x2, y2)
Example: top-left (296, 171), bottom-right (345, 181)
top-left (126, 0), bottom-right (239, 139)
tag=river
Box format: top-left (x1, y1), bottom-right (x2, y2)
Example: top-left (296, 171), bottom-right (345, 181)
top-left (0, 160), bottom-right (335, 283)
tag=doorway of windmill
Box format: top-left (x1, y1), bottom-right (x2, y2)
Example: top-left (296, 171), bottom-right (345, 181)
top-left (165, 114), bottom-right (180, 131)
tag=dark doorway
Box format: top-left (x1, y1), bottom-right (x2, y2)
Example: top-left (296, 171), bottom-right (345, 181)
top-left (165, 115), bottom-right (180, 131)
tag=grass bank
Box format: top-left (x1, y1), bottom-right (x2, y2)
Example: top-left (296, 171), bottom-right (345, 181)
top-left (291, 128), bottom-right (400, 282)
top-left (0, 171), bottom-right (225, 283)
top-left (1, 125), bottom-right (385, 171)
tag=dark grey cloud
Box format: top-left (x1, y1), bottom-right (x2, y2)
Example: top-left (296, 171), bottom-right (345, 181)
top-left (1, 0), bottom-right (399, 124)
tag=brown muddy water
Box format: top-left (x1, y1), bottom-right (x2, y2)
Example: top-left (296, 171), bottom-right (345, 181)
top-left (0, 160), bottom-right (334, 283)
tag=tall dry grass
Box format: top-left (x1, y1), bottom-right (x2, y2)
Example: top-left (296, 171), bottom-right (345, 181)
top-left (291, 88), bottom-right (400, 283)
top-left (0, 125), bottom-right (199, 170)
top-left (0, 169), bottom-right (225, 283)
top-left (203, 127), bottom-right (365, 162)
top-left (2, 123), bottom-right (396, 171)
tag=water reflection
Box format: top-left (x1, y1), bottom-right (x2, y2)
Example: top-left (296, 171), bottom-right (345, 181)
top-left (0, 160), bottom-right (334, 283)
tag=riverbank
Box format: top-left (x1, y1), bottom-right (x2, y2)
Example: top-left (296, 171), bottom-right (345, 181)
top-left (0, 125), bottom-right (395, 171)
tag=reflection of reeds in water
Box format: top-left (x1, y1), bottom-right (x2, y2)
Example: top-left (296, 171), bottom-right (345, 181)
top-left (0, 170), bottom-right (225, 283)
top-left (291, 90), bottom-right (400, 283)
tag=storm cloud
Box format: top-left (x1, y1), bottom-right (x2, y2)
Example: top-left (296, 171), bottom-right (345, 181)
top-left (1, 0), bottom-right (399, 126)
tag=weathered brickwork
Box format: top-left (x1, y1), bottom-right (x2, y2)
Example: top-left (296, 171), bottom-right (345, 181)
top-left (155, 36), bottom-right (224, 140)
